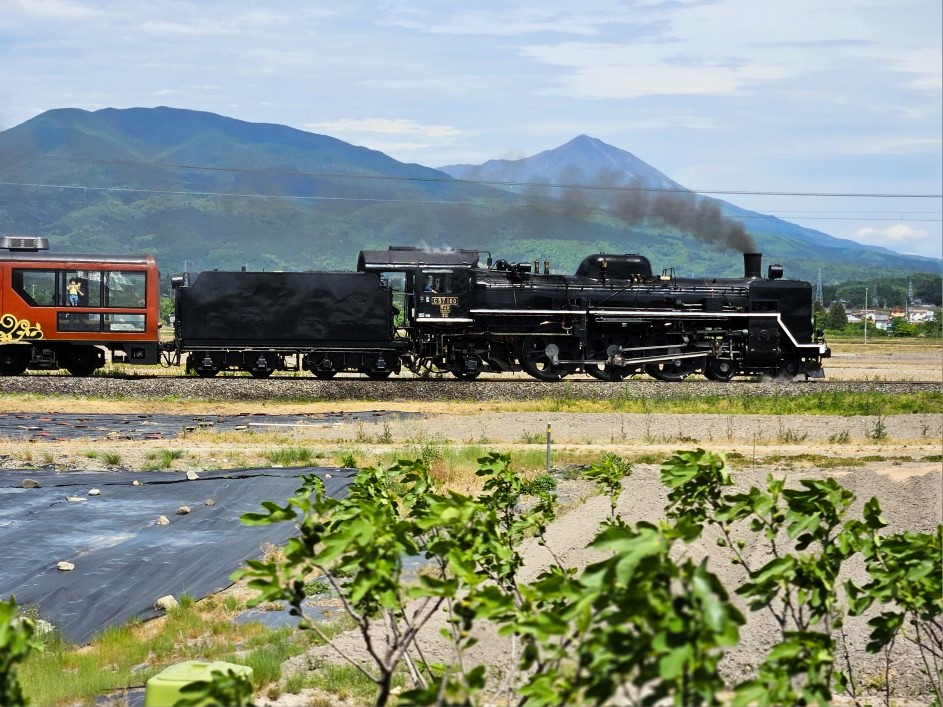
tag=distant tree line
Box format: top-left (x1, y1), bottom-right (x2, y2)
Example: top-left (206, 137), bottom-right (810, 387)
top-left (821, 272), bottom-right (942, 309)
top-left (814, 301), bottom-right (941, 338)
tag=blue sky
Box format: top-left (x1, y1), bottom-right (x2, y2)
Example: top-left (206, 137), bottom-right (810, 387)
top-left (1, 0), bottom-right (940, 258)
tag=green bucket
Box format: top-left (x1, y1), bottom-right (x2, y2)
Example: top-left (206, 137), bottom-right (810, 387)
top-left (143, 660), bottom-right (253, 706)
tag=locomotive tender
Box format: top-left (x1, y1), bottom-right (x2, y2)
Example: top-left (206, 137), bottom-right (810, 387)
top-left (0, 236), bottom-right (830, 381)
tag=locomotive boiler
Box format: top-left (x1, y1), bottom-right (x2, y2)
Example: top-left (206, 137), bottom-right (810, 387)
top-left (356, 247), bottom-right (830, 381)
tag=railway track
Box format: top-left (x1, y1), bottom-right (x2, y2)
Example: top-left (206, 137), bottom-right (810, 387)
top-left (0, 374), bottom-right (937, 403)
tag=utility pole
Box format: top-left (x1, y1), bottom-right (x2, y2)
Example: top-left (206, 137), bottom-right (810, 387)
top-left (907, 278), bottom-right (913, 319)
top-left (864, 287), bottom-right (868, 344)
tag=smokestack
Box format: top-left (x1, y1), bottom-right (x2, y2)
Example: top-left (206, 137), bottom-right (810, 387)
top-left (744, 253), bottom-right (762, 279)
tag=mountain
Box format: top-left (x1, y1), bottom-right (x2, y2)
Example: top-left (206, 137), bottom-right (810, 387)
top-left (0, 108), bottom-right (938, 284)
top-left (440, 134), bottom-right (684, 191)
top-left (439, 135), bottom-right (939, 273)
top-left (0, 107), bottom-right (518, 272)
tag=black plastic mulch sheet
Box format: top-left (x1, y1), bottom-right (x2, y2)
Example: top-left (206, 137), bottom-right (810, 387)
top-left (0, 467), bottom-right (355, 644)
top-left (0, 411), bottom-right (415, 442)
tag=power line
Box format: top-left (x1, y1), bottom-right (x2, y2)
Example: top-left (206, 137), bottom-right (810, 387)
top-left (3, 152), bottom-right (941, 199)
top-left (739, 215), bottom-right (942, 223)
top-left (0, 181), bottom-right (940, 222)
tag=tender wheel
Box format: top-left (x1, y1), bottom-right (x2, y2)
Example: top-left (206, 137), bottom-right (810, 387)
top-left (313, 370), bottom-right (337, 379)
top-left (704, 357), bottom-right (738, 382)
top-left (520, 334), bottom-right (579, 381)
top-left (365, 370), bottom-right (392, 380)
top-left (451, 370), bottom-right (481, 380)
top-left (244, 352), bottom-right (279, 378)
top-left (187, 352), bottom-right (221, 377)
top-left (0, 346), bottom-right (30, 376)
top-left (65, 346), bottom-right (101, 377)
top-left (644, 337), bottom-right (702, 381)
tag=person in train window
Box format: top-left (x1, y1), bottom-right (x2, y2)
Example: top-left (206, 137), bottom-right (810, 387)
top-left (67, 279), bottom-right (84, 306)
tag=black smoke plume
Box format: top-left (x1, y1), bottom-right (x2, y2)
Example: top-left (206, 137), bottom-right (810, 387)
top-left (547, 172), bottom-right (757, 253)
top-left (610, 178), bottom-right (755, 253)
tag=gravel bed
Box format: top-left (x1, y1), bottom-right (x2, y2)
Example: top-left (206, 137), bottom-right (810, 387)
top-left (0, 376), bottom-right (936, 402)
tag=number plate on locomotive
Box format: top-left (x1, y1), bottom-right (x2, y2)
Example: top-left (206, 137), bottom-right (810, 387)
top-left (430, 296), bottom-right (458, 305)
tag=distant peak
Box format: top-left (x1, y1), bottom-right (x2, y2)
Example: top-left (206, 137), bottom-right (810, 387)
top-left (566, 134), bottom-right (602, 146)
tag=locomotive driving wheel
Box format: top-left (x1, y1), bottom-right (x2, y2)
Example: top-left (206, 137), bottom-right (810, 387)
top-left (704, 357), bottom-right (738, 382)
top-left (584, 362), bottom-right (632, 381)
top-left (643, 336), bottom-right (702, 381)
top-left (584, 340), bottom-right (639, 381)
top-left (519, 333), bottom-right (579, 382)
top-left (774, 356), bottom-right (803, 379)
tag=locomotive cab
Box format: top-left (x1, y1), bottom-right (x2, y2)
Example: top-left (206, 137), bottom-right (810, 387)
top-left (413, 269), bottom-right (472, 322)
top-left (358, 247), bottom-right (478, 326)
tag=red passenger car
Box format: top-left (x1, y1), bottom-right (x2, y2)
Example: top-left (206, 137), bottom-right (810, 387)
top-left (0, 236), bottom-right (161, 376)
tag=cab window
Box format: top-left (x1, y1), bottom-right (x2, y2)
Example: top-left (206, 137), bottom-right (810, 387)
top-left (421, 272), bottom-right (454, 293)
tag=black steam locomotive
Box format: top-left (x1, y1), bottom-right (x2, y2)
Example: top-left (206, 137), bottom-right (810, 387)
top-left (171, 246), bottom-right (830, 382)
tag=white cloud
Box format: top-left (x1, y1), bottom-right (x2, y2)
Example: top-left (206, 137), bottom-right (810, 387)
top-left (5, 0), bottom-right (101, 20)
top-left (137, 19), bottom-right (238, 37)
top-left (512, 0), bottom-right (942, 104)
top-left (382, 4), bottom-right (640, 37)
top-left (521, 42), bottom-right (789, 99)
top-left (153, 85), bottom-right (223, 97)
top-left (854, 224), bottom-right (932, 248)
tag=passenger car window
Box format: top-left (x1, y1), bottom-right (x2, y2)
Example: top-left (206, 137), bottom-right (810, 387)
top-left (105, 313), bottom-right (146, 332)
top-left (105, 272), bottom-right (147, 308)
top-left (12, 270), bottom-right (56, 306)
top-left (58, 312), bottom-right (101, 332)
top-left (61, 271), bottom-right (101, 307)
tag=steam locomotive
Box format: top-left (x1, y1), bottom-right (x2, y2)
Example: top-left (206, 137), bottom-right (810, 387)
top-left (0, 236), bottom-right (830, 381)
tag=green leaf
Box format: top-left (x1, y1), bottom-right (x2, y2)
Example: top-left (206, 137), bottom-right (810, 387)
top-left (658, 643), bottom-right (694, 679)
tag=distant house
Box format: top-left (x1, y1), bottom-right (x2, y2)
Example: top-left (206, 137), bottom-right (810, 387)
top-left (908, 308), bottom-right (934, 323)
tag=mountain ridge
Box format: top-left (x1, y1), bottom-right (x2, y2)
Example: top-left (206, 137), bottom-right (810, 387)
top-left (0, 106), bottom-right (938, 282)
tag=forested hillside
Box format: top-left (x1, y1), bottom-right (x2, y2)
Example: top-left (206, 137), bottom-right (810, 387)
top-left (0, 107), bottom-right (939, 283)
